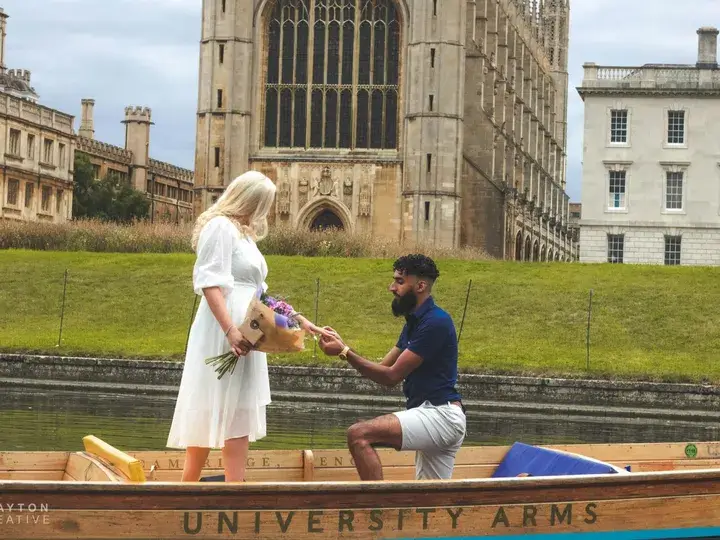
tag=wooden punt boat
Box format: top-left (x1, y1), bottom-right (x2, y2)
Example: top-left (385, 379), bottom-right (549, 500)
top-left (3, 435), bottom-right (720, 539)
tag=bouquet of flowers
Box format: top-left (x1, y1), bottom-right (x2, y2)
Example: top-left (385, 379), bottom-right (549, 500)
top-left (205, 292), bottom-right (306, 379)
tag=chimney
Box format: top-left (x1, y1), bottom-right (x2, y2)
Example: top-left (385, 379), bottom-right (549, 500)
top-left (697, 26), bottom-right (719, 69)
top-left (79, 99), bottom-right (95, 139)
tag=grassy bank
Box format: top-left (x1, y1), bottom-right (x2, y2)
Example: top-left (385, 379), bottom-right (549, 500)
top-left (2, 250), bottom-right (719, 384)
top-left (0, 218), bottom-right (491, 260)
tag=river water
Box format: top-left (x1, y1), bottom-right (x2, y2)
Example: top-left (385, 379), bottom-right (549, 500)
top-left (2, 387), bottom-right (720, 452)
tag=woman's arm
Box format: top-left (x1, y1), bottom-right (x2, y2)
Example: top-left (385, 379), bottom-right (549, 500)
top-left (203, 286), bottom-right (234, 334)
top-left (193, 218), bottom-right (253, 357)
top-left (294, 313), bottom-right (335, 338)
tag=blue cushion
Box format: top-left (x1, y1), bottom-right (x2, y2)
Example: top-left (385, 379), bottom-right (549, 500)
top-left (491, 442), bottom-right (623, 478)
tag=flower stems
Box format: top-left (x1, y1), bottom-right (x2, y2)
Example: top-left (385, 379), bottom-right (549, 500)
top-left (204, 352), bottom-right (239, 379)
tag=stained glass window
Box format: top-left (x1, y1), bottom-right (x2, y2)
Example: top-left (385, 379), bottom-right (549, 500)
top-left (264, 0), bottom-right (400, 150)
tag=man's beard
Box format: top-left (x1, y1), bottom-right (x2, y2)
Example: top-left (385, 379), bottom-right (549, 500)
top-left (391, 290), bottom-right (418, 317)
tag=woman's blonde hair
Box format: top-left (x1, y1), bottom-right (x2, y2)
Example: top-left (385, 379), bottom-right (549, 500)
top-left (191, 170), bottom-right (276, 251)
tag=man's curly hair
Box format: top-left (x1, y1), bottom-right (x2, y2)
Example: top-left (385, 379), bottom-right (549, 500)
top-left (393, 254), bottom-right (440, 281)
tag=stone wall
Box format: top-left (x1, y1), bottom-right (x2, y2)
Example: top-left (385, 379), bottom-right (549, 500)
top-left (250, 160), bottom-right (402, 241)
top-left (2, 354), bottom-right (720, 417)
top-left (461, 159), bottom-right (506, 258)
top-left (461, 0), bottom-right (576, 260)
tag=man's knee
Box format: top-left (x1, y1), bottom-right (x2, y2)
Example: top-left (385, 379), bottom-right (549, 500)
top-left (346, 421), bottom-right (368, 448)
top-left (347, 416), bottom-right (401, 450)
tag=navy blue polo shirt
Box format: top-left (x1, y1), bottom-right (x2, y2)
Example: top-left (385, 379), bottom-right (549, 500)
top-left (396, 296), bottom-right (461, 409)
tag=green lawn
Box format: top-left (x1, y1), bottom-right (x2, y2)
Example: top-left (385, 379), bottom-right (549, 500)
top-left (2, 249), bottom-right (720, 383)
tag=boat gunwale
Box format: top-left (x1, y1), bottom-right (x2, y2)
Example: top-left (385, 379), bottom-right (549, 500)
top-left (3, 467), bottom-right (720, 493)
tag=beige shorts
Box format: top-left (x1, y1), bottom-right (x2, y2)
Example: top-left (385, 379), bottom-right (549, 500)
top-left (393, 400), bottom-right (467, 480)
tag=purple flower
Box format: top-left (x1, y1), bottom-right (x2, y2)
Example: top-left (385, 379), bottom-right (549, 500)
top-left (261, 292), bottom-right (298, 326)
top-left (274, 313), bottom-right (289, 328)
top-left (275, 302), bottom-right (293, 316)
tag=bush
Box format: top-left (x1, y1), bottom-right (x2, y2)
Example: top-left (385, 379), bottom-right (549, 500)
top-left (0, 219), bottom-right (191, 253)
top-left (0, 219), bottom-right (492, 260)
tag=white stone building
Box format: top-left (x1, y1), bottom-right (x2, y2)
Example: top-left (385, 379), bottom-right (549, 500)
top-left (577, 27), bottom-right (720, 266)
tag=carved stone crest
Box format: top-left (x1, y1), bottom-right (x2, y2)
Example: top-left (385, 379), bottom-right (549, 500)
top-left (317, 166), bottom-right (334, 197)
top-left (343, 177), bottom-right (353, 208)
top-left (278, 178), bottom-right (291, 215)
top-left (358, 182), bottom-right (371, 216)
top-left (298, 178), bottom-right (309, 208)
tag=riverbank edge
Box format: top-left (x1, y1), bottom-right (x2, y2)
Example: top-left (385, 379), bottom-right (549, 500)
top-left (1, 353), bottom-right (719, 421)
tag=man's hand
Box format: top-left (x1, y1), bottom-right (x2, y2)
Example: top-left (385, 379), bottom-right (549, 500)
top-left (318, 327), bottom-right (346, 356)
top-left (317, 327), bottom-right (423, 387)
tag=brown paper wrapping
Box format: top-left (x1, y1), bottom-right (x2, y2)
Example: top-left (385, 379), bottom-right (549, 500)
top-left (237, 297), bottom-right (306, 353)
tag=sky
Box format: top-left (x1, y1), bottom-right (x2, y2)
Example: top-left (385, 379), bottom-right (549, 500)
top-left (3, 0), bottom-right (720, 203)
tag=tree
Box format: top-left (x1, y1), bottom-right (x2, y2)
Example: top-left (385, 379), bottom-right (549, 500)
top-left (72, 153), bottom-right (150, 223)
top-left (72, 152), bottom-right (95, 219)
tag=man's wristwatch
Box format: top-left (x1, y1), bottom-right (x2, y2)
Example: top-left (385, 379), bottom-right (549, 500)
top-left (339, 345), bottom-right (350, 360)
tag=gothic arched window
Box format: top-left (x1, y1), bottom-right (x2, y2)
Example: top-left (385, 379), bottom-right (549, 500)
top-left (263, 0), bottom-right (400, 150)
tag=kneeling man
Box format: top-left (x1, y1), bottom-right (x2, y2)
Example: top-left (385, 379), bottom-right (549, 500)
top-left (318, 254), bottom-right (466, 481)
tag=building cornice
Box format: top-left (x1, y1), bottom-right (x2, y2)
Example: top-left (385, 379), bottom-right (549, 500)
top-left (1, 164), bottom-right (73, 186)
top-left (0, 114), bottom-right (75, 139)
top-left (580, 220), bottom-right (720, 230)
top-left (401, 190), bottom-right (461, 199)
top-left (577, 87), bottom-right (720, 99)
top-left (200, 37), bottom-right (252, 45)
top-left (602, 160), bottom-right (634, 167)
top-left (250, 153), bottom-right (403, 164)
top-left (578, 63), bottom-right (720, 100)
top-left (659, 161), bottom-right (692, 167)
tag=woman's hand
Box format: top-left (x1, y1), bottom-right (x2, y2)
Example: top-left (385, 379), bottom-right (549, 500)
top-left (225, 327), bottom-right (253, 357)
top-left (295, 315), bottom-right (337, 339)
top-left (203, 286), bottom-right (253, 356)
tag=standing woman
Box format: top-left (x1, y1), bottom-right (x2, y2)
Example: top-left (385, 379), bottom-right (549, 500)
top-left (167, 170), bottom-right (325, 482)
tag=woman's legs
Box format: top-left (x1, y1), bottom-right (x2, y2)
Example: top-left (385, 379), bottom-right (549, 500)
top-left (181, 446), bottom-right (211, 482)
top-left (223, 436), bottom-right (249, 482)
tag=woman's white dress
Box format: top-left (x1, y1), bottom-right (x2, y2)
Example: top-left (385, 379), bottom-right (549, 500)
top-left (167, 216), bottom-right (271, 449)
